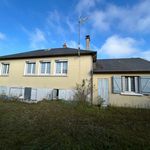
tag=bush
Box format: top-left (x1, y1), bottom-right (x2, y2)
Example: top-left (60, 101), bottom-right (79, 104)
top-left (96, 96), bottom-right (105, 109)
top-left (73, 79), bottom-right (91, 103)
top-left (0, 94), bottom-right (8, 100)
top-left (0, 94), bottom-right (21, 101)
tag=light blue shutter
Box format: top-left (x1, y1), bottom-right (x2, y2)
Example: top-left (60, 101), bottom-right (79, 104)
top-left (140, 76), bottom-right (150, 94)
top-left (112, 76), bottom-right (122, 94)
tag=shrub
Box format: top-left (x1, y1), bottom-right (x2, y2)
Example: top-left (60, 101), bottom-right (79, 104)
top-left (96, 96), bottom-right (105, 108)
top-left (73, 79), bottom-right (91, 103)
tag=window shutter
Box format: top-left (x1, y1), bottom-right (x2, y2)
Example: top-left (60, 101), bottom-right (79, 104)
top-left (122, 77), bottom-right (125, 92)
top-left (112, 76), bottom-right (122, 94)
top-left (140, 76), bottom-right (150, 94)
top-left (134, 77), bottom-right (139, 93)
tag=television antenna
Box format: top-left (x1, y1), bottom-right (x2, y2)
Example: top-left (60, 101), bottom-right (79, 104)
top-left (78, 16), bottom-right (88, 51)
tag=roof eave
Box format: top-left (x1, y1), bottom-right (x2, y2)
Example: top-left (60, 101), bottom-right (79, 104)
top-left (0, 52), bottom-right (97, 61)
top-left (93, 70), bottom-right (150, 74)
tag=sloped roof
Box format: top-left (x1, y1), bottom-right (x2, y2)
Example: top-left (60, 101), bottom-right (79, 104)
top-left (0, 48), bottom-right (97, 60)
top-left (94, 58), bottom-right (150, 73)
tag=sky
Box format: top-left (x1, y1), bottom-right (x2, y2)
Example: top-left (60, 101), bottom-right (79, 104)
top-left (0, 0), bottom-right (150, 60)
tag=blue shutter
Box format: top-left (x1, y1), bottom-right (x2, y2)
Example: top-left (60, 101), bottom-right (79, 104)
top-left (140, 76), bottom-right (150, 94)
top-left (112, 76), bottom-right (122, 94)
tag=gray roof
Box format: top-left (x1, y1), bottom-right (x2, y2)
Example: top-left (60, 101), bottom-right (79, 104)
top-left (0, 48), bottom-right (97, 60)
top-left (94, 58), bottom-right (150, 73)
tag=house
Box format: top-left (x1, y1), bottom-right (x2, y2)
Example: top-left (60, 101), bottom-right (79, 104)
top-left (0, 36), bottom-right (150, 108)
top-left (0, 36), bottom-right (96, 101)
top-left (93, 58), bottom-right (150, 108)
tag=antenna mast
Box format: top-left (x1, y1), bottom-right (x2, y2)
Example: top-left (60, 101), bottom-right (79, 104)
top-left (78, 19), bottom-right (81, 50)
top-left (78, 16), bottom-right (88, 54)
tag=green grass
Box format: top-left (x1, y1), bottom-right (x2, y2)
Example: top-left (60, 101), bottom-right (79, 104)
top-left (0, 100), bottom-right (150, 150)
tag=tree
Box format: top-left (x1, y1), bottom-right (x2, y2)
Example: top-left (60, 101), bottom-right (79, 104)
top-left (73, 79), bottom-right (91, 102)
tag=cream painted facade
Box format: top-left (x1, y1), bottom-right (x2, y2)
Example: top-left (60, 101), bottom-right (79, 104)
top-left (0, 55), bottom-right (93, 100)
top-left (0, 53), bottom-right (150, 108)
top-left (0, 55), bottom-right (93, 88)
top-left (93, 74), bottom-right (150, 108)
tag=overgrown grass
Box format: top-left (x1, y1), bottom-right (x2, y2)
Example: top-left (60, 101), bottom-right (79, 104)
top-left (0, 100), bottom-right (150, 150)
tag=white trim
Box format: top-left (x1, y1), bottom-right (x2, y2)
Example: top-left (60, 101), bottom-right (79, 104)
top-left (0, 63), bottom-right (2, 75)
top-left (26, 60), bottom-right (36, 63)
top-left (128, 77), bottom-right (131, 92)
top-left (23, 74), bottom-right (67, 77)
top-left (39, 60), bottom-right (51, 63)
top-left (24, 61), bottom-right (36, 75)
top-left (1, 63), bottom-right (10, 75)
top-left (122, 76), bottom-right (140, 93)
top-left (134, 77), bottom-right (138, 93)
top-left (121, 92), bottom-right (143, 96)
top-left (54, 60), bottom-right (68, 76)
top-left (55, 59), bottom-right (68, 62)
top-left (39, 61), bottom-right (51, 75)
top-left (122, 76), bottom-right (125, 92)
top-left (24, 62), bottom-right (27, 75)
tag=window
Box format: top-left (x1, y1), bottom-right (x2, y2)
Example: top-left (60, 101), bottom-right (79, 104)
top-left (26, 62), bottom-right (36, 75)
top-left (40, 62), bottom-right (51, 75)
top-left (1, 63), bottom-right (9, 75)
top-left (55, 61), bottom-right (68, 75)
top-left (112, 76), bottom-right (150, 95)
top-left (122, 76), bottom-right (139, 93)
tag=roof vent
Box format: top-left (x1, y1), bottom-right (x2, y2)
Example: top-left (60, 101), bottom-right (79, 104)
top-left (45, 48), bottom-right (51, 51)
top-left (63, 43), bottom-right (67, 48)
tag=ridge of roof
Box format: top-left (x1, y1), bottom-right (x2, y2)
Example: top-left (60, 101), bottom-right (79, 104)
top-left (96, 57), bottom-right (149, 61)
top-left (0, 47), bottom-right (97, 60)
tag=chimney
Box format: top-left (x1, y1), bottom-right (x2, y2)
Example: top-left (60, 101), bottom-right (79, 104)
top-left (85, 35), bottom-right (90, 50)
top-left (63, 42), bottom-right (67, 48)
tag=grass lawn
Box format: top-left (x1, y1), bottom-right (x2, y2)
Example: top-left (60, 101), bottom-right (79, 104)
top-left (0, 100), bottom-right (150, 150)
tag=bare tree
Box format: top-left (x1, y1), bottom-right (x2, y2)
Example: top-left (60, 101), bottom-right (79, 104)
top-left (73, 79), bottom-right (91, 102)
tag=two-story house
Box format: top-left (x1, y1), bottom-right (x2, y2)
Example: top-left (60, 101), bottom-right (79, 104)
top-left (0, 36), bottom-right (150, 108)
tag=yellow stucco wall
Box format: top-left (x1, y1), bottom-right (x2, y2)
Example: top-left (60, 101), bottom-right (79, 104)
top-left (93, 74), bottom-right (150, 108)
top-left (1, 55), bottom-right (150, 108)
top-left (0, 55), bottom-right (93, 89)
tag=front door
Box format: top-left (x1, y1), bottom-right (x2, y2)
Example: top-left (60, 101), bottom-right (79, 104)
top-left (98, 79), bottom-right (109, 106)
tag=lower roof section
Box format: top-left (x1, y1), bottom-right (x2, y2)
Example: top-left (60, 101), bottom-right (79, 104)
top-left (93, 58), bottom-right (150, 73)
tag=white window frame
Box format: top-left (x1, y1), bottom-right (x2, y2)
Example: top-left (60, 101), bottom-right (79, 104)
top-left (24, 61), bottom-right (36, 75)
top-left (1, 63), bottom-right (10, 75)
top-left (55, 60), bottom-right (68, 75)
top-left (39, 61), bottom-right (51, 75)
top-left (122, 76), bottom-right (139, 93)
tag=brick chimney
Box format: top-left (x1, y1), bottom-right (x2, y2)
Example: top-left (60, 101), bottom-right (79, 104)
top-left (85, 35), bottom-right (90, 50)
top-left (63, 42), bottom-right (67, 48)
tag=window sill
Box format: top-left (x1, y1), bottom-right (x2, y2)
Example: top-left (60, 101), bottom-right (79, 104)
top-left (23, 74), bottom-right (67, 77)
top-left (121, 92), bottom-right (143, 96)
top-left (0, 74), bottom-right (9, 77)
top-left (54, 74), bottom-right (67, 77)
top-left (38, 74), bottom-right (51, 76)
top-left (24, 74), bottom-right (37, 77)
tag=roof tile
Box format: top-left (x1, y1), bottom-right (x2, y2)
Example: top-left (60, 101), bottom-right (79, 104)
top-left (94, 58), bottom-right (150, 73)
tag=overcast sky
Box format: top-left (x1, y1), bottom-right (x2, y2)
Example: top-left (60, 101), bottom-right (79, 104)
top-left (0, 0), bottom-right (150, 60)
